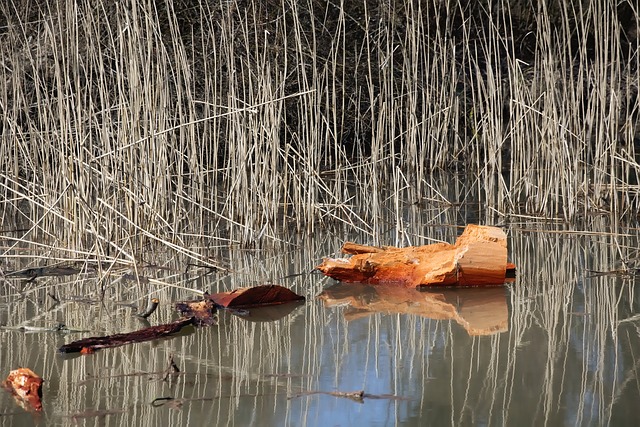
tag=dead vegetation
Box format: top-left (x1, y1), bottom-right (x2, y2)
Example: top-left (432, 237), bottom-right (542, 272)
top-left (0, 0), bottom-right (638, 264)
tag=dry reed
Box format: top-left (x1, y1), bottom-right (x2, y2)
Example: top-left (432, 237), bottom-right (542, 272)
top-left (0, 0), bottom-right (637, 265)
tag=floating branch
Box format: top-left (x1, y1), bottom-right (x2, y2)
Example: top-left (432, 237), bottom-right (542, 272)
top-left (59, 285), bottom-right (305, 353)
top-left (58, 317), bottom-right (195, 354)
top-left (287, 389), bottom-right (410, 403)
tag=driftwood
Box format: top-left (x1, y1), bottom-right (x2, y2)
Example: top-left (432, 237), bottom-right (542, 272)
top-left (58, 317), bottom-right (195, 354)
top-left (5, 266), bottom-right (81, 281)
top-left (289, 390), bottom-right (365, 403)
top-left (2, 368), bottom-right (44, 412)
top-left (317, 224), bottom-right (514, 288)
top-left (287, 389), bottom-right (409, 402)
top-left (59, 285), bottom-right (305, 354)
top-left (319, 283), bottom-right (508, 336)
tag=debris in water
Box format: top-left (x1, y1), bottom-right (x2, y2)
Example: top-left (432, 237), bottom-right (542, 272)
top-left (317, 224), bottom-right (516, 287)
top-left (59, 285), bottom-right (305, 353)
top-left (175, 298), bottom-right (218, 326)
top-left (163, 355), bottom-right (181, 382)
top-left (4, 266), bottom-right (80, 280)
top-left (58, 317), bottom-right (195, 354)
top-left (2, 368), bottom-right (44, 412)
top-left (288, 389), bottom-right (409, 403)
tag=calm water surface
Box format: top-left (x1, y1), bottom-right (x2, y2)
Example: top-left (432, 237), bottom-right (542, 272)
top-left (1, 224), bottom-right (639, 426)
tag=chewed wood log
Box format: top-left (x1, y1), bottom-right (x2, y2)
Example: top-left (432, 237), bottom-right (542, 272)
top-left (317, 225), bottom-right (514, 287)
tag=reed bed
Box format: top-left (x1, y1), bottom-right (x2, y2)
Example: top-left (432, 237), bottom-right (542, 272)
top-left (0, 0), bottom-right (637, 264)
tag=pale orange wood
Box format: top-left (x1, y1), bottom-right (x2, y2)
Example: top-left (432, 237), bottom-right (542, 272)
top-left (317, 225), bottom-right (511, 287)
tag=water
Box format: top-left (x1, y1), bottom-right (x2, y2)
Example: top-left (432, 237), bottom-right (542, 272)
top-left (1, 222), bottom-right (639, 426)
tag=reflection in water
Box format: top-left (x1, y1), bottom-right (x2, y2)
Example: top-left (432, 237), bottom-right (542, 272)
top-left (1, 219), bottom-right (640, 426)
top-left (319, 283), bottom-right (508, 336)
top-left (228, 301), bottom-right (306, 322)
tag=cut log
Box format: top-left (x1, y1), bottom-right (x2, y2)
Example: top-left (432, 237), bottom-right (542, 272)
top-left (318, 282), bottom-right (508, 336)
top-left (317, 224), bottom-right (513, 287)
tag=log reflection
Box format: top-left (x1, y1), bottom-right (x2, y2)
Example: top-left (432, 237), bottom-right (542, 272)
top-left (319, 283), bottom-right (508, 336)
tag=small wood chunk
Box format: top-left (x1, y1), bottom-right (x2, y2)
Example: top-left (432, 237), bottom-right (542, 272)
top-left (175, 298), bottom-right (218, 326)
top-left (3, 368), bottom-right (44, 411)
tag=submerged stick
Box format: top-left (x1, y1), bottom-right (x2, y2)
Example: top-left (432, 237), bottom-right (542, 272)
top-left (287, 390), bottom-right (364, 402)
top-left (287, 389), bottom-right (410, 402)
top-left (59, 285), bottom-right (304, 353)
top-left (136, 298), bottom-right (160, 319)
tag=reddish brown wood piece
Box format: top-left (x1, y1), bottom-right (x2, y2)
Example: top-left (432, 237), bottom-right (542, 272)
top-left (58, 317), bottom-right (194, 354)
top-left (208, 284), bottom-right (305, 308)
top-left (317, 225), bottom-right (514, 288)
top-left (175, 298), bottom-right (218, 326)
top-left (3, 368), bottom-right (44, 411)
